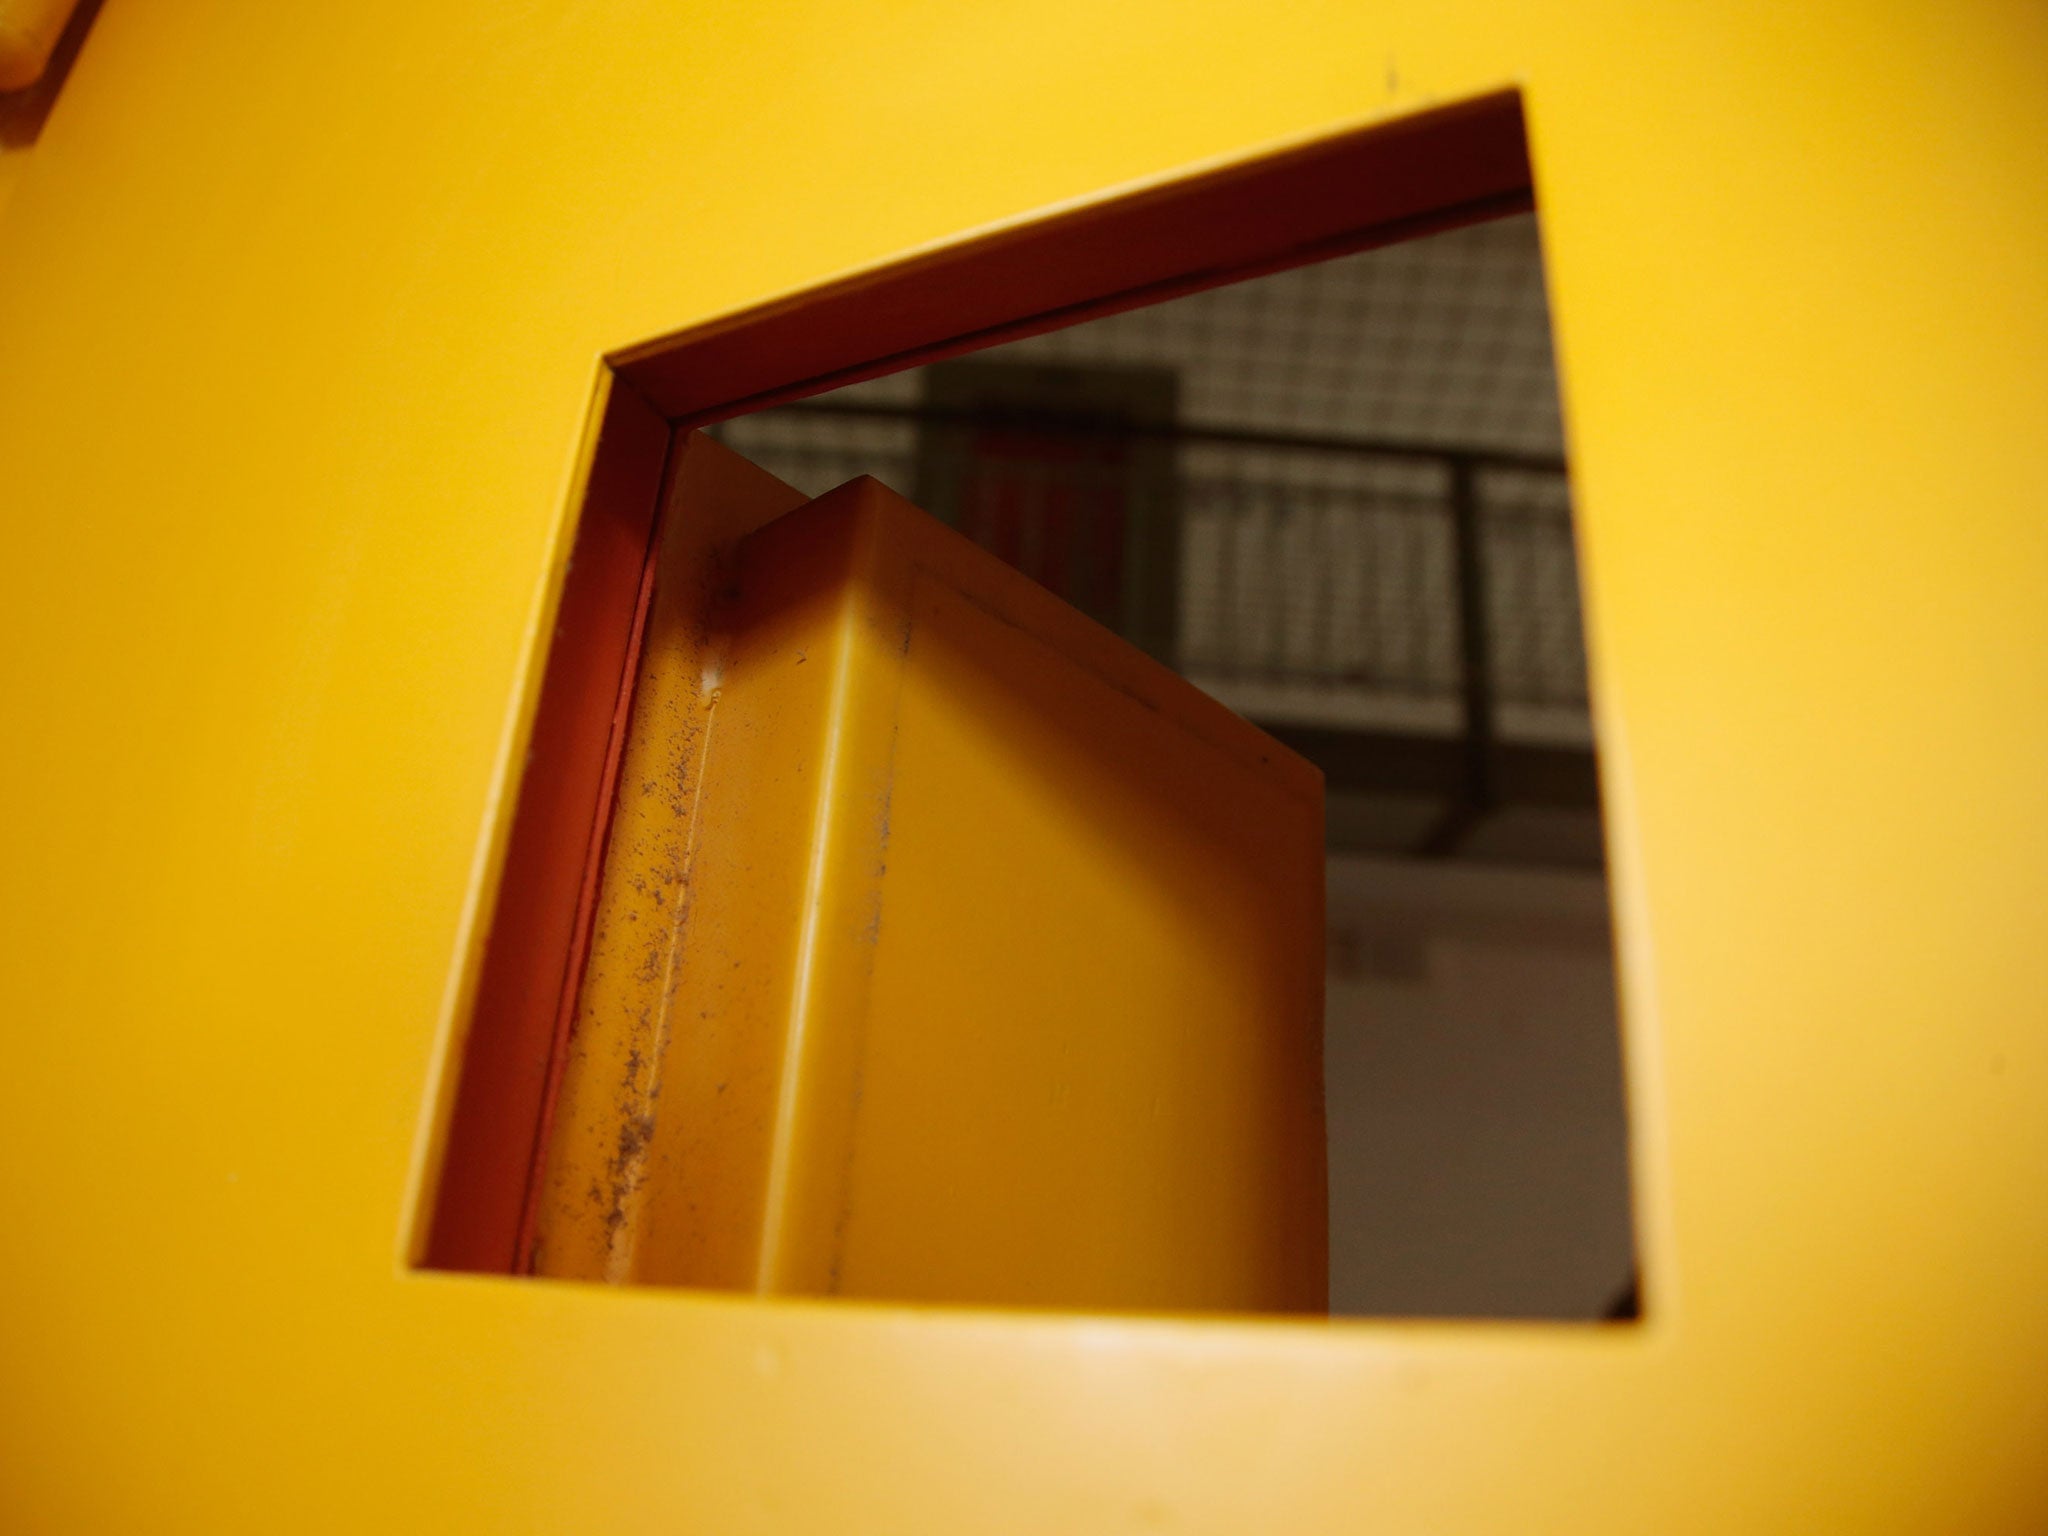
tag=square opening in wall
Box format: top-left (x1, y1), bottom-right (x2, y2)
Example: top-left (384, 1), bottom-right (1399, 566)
top-left (420, 93), bottom-right (1638, 1323)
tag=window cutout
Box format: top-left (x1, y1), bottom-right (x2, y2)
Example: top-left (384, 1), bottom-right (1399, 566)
top-left (420, 92), bottom-right (1637, 1321)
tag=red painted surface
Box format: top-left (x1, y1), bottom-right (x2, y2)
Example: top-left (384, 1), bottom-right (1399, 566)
top-left (618, 94), bottom-right (1531, 426)
top-left (423, 382), bottom-right (669, 1273)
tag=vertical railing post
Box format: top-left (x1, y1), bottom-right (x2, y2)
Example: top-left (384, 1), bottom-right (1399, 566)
top-left (1418, 457), bottom-right (1495, 855)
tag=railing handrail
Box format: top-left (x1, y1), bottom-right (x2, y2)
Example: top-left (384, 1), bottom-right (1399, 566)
top-left (768, 398), bottom-right (1570, 478)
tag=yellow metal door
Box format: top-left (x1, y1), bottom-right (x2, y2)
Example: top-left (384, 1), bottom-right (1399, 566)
top-left (528, 435), bottom-right (1326, 1311)
top-left (4, 3), bottom-right (2047, 1532)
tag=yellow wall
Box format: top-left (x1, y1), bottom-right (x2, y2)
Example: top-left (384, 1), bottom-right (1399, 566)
top-left (2, 2), bottom-right (2045, 1531)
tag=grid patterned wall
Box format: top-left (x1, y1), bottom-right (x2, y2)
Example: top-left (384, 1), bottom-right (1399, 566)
top-left (1177, 447), bottom-right (1459, 696)
top-left (761, 213), bottom-right (1566, 456)
top-left (717, 407), bottom-right (918, 499)
top-left (716, 212), bottom-right (1586, 743)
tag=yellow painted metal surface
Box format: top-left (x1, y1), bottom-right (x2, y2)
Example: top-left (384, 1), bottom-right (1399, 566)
top-left (535, 444), bottom-right (1324, 1309)
top-left (1, 2), bottom-right (2046, 1532)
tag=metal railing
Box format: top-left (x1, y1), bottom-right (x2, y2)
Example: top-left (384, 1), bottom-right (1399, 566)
top-left (713, 402), bottom-right (1588, 743)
